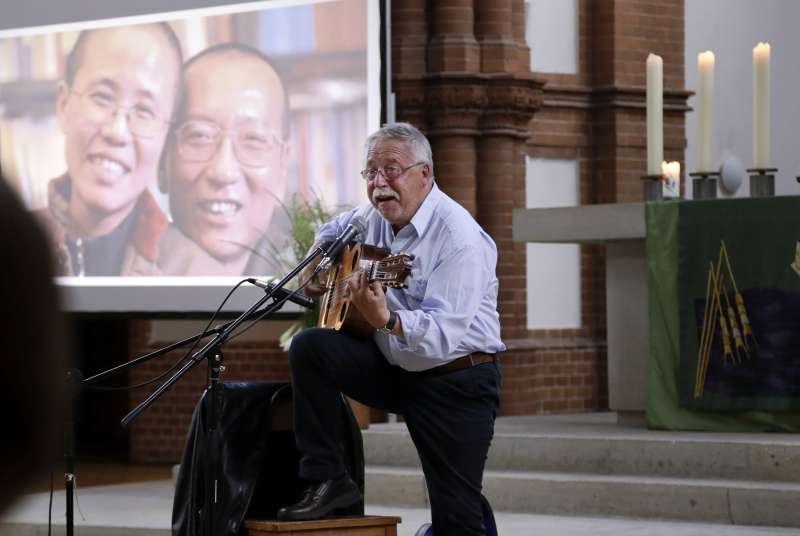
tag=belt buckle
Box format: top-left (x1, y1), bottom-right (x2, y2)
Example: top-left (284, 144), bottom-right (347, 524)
top-left (468, 354), bottom-right (476, 367)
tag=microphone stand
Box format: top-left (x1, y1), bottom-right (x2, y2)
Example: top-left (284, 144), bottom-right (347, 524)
top-left (62, 244), bottom-right (327, 536)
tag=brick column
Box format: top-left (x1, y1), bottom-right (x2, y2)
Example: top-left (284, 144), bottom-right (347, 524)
top-left (511, 0), bottom-right (531, 75)
top-left (475, 0), bottom-right (517, 73)
top-left (425, 1), bottom-right (482, 214)
top-left (424, 79), bottom-right (483, 215)
top-left (392, 0), bottom-right (427, 76)
top-left (427, 0), bottom-right (480, 73)
top-left (391, 0), bottom-right (428, 129)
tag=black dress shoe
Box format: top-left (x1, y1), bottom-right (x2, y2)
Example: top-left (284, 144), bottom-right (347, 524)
top-left (276, 474), bottom-right (362, 522)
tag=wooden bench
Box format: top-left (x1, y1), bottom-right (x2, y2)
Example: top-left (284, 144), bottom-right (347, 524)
top-left (244, 516), bottom-right (401, 535)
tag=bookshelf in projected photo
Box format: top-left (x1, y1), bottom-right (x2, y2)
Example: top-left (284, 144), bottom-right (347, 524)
top-left (0, 2), bottom-right (368, 214)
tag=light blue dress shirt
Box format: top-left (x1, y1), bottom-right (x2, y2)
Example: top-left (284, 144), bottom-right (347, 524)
top-left (314, 183), bottom-right (506, 371)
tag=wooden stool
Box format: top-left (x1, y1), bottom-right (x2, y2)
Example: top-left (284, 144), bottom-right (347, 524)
top-left (244, 516), bottom-right (401, 536)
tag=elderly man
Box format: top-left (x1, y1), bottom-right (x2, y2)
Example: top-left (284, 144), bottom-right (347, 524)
top-left (40, 23), bottom-right (181, 276)
top-left (278, 122), bottom-right (504, 535)
top-left (158, 43), bottom-right (288, 276)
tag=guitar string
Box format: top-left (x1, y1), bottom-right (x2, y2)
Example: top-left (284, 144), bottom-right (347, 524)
top-left (326, 260), bottom-right (403, 302)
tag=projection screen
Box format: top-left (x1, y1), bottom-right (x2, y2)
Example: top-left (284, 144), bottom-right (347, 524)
top-left (0, 0), bottom-right (382, 312)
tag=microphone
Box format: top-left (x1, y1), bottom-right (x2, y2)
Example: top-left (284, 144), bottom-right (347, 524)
top-left (321, 216), bottom-right (367, 265)
top-left (247, 279), bottom-right (315, 309)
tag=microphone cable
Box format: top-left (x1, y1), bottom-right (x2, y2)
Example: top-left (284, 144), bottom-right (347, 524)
top-left (225, 273), bottom-right (317, 343)
top-left (85, 278), bottom-right (252, 392)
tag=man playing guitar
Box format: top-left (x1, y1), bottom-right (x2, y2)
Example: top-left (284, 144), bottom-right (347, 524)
top-left (277, 122), bottom-right (505, 536)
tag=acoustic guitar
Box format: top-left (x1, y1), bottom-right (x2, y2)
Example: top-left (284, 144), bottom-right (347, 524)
top-left (317, 242), bottom-right (413, 337)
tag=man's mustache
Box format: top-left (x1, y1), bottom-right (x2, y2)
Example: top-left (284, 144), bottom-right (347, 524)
top-left (372, 187), bottom-right (399, 203)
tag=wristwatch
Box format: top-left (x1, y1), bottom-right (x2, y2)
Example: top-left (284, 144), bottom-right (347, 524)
top-left (376, 311), bottom-right (397, 334)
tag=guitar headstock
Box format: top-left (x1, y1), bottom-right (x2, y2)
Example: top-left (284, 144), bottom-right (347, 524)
top-left (368, 253), bottom-right (414, 288)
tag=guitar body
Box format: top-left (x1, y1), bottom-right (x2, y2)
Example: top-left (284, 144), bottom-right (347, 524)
top-left (317, 242), bottom-right (413, 338)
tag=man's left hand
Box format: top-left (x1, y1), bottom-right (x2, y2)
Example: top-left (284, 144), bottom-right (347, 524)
top-left (346, 269), bottom-right (390, 329)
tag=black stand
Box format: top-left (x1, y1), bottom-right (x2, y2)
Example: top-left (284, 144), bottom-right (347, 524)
top-left (62, 245), bottom-right (327, 536)
top-left (64, 369), bottom-right (82, 536)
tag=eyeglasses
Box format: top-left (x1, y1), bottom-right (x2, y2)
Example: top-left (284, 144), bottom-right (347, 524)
top-left (175, 120), bottom-right (285, 168)
top-left (360, 161), bottom-right (425, 183)
top-left (70, 89), bottom-right (169, 139)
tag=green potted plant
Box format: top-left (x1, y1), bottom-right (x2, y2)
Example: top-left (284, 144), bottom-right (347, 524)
top-left (266, 193), bottom-right (340, 350)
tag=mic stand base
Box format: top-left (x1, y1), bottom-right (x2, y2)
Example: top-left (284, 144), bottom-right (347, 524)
top-left (204, 344), bottom-right (224, 536)
top-left (64, 368), bottom-right (83, 536)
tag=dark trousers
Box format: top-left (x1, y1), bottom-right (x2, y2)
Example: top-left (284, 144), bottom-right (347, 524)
top-left (288, 327), bottom-right (501, 536)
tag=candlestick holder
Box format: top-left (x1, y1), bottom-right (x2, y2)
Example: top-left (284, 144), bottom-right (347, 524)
top-left (689, 171), bottom-right (719, 200)
top-left (747, 167), bottom-right (777, 197)
top-left (641, 174), bottom-right (664, 201)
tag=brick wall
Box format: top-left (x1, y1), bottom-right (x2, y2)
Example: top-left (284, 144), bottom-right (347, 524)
top-left (121, 0), bottom-right (690, 463)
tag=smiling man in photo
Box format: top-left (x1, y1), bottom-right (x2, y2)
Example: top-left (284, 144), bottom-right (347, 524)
top-left (38, 23), bottom-right (182, 276)
top-left (158, 43), bottom-right (289, 276)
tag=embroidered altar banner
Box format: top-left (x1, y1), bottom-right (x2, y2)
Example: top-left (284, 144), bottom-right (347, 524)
top-left (646, 196), bottom-right (800, 431)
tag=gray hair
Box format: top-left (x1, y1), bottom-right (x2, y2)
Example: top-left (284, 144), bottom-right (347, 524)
top-left (365, 122), bottom-right (434, 178)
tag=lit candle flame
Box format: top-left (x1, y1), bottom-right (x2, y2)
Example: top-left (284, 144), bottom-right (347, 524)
top-left (661, 161), bottom-right (681, 197)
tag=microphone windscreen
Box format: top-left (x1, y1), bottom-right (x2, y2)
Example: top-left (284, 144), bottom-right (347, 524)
top-left (349, 215), bottom-right (367, 234)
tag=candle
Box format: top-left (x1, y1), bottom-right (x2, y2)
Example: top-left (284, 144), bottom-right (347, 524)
top-left (697, 51), bottom-right (715, 172)
top-left (661, 160), bottom-right (681, 197)
top-left (753, 42), bottom-right (771, 169)
top-left (647, 54), bottom-right (664, 176)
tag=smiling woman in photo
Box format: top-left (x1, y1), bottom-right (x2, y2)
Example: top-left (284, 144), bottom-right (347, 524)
top-left (37, 23), bottom-right (182, 276)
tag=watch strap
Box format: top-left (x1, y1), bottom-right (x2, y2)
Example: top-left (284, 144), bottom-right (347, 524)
top-left (377, 311), bottom-right (397, 334)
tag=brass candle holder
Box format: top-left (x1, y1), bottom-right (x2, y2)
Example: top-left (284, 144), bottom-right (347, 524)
top-left (747, 167), bottom-right (777, 197)
top-left (689, 171), bottom-right (719, 200)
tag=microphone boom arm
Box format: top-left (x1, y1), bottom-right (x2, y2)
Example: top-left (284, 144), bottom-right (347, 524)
top-left (120, 244), bottom-right (328, 427)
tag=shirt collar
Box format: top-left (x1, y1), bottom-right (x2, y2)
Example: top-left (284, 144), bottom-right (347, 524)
top-left (405, 182), bottom-right (441, 236)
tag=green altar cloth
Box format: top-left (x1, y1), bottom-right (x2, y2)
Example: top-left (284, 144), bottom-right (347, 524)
top-left (646, 196), bottom-right (800, 431)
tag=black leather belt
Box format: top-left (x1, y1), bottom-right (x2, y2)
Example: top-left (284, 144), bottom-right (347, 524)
top-left (420, 352), bottom-right (497, 377)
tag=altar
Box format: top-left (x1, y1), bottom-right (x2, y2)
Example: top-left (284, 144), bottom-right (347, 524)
top-left (514, 197), bottom-right (800, 431)
top-left (513, 202), bottom-right (649, 423)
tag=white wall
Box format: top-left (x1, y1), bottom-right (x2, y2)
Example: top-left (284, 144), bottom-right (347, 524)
top-left (525, 158), bottom-right (581, 330)
top-left (685, 0), bottom-right (800, 197)
top-left (524, 1), bottom-right (581, 330)
top-left (526, 0), bottom-right (578, 74)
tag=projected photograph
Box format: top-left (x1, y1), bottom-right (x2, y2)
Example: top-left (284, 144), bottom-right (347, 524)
top-left (0, 0), bottom-right (374, 283)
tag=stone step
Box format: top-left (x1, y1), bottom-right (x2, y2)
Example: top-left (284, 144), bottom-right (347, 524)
top-left (363, 423), bottom-right (800, 482)
top-left (364, 466), bottom-right (800, 528)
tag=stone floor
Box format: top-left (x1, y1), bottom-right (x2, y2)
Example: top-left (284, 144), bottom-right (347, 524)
top-left (2, 480), bottom-right (799, 536)
top-left (4, 413), bottom-right (800, 535)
